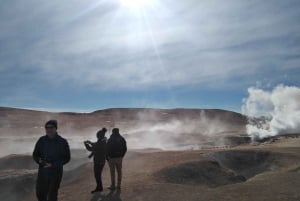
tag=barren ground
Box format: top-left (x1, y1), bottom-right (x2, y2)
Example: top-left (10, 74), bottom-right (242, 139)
top-left (1, 137), bottom-right (294, 201)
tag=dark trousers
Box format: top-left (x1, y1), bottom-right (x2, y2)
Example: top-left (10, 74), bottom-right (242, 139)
top-left (94, 162), bottom-right (105, 190)
top-left (36, 172), bottom-right (62, 201)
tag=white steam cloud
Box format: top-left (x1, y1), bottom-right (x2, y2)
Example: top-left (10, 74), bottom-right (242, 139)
top-left (0, 108), bottom-right (245, 157)
top-left (123, 110), bottom-right (240, 150)
top-left (242, 85), bottom-right (300, 139)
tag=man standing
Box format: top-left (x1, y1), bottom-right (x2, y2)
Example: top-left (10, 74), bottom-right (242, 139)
top-left (33, 120), bottom-right (71, 201)
top-left (107, 128), bottom-right (127, 191)
top-left (84, 127), bottom-right (107, 194)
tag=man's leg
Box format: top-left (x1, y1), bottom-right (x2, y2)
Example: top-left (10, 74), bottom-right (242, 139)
top-left (115, 158), bottom-right (123, 189)
top-left (94, 163), bottom-right (105, 191)
top-left (108, 159), bottom-right (116, 188)
top-left (47, 172), bottom-right (62, 201)
top-left (36, 173), bottom-right (49, 201)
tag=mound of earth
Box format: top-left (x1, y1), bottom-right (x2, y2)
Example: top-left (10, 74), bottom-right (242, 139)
top-left (207, 150), bottom-right (300, 179)
top-left (207, 150), bottom-right (271, 179)
top-left (0, 170), bottom-right (36, 201)
top-left (0, 163), bottom-right (91, 201)
top-left (155, 160), bottom-right (246, 187)
top-left (0, 155), bottom-right (36, 170)
top-left (0, 150), bottom-right (90, 201)
top-left (156, 149), bottom-right (300, 188)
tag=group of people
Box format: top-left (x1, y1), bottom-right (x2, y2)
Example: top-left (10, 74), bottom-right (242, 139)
top-left (32, 120), bottom-right (127, 201)
top-left (84, 127), bottom-right (127, 193)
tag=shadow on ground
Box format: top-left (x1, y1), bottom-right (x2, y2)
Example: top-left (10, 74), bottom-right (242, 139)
top-left (91, 190), bottom-right (122, 201)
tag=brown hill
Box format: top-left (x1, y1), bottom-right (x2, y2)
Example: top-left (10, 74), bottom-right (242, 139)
top-left (0, 106), bottom-right (247, 135)
top-left (0, 106), bottom-right (250, 153)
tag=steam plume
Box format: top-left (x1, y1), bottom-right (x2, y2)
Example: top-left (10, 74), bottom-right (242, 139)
top-left (242, 85), bottom-right (300, 139)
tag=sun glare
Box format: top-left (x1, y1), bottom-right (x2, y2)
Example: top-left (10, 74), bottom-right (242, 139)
top-left (119, 0), bottom-right (153, 10)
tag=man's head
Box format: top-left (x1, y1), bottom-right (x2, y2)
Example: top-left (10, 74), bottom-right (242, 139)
top-left (112, 128), bottom-right (119, 135)
top-left (45, 120), bottom-right (58, 138)
top-left (97, 127), bottom-right (107, 139)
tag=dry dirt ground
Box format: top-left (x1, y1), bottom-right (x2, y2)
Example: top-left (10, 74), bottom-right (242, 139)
top-left (1, 138), bottom-right (300, 201)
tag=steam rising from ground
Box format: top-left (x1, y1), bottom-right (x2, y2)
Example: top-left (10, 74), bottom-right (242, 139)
top-left (0, 109), bottom-right (245, 157)
top-left (123, 110), bottom-right (239, 150)
top-left (0, 110), bottom-right (236, 157)
top-left (0, 136), bottom-right (38, 157)
top-left (0, 134), bottom-right (96, 158)
top-left (242, 85), bottom-right (300, 139)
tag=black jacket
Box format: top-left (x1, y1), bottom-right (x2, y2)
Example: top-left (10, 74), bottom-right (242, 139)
top-left (33, 134), bottom-right (71, 175)
top-left (107, 133), bottom-right (127, 158)
top-left (84, 137), bottom-right (107, 163)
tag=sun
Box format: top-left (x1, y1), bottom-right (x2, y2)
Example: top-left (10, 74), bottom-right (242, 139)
top-left (119, 0), bottom-right (154, 10)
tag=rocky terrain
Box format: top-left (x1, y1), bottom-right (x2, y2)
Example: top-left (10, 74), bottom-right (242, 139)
top-left (0, 107), bottom-right (299, 201)
top-left (0, 139), bottom-right (299, 201)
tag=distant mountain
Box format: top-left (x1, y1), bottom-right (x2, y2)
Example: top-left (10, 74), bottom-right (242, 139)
top-left (0, 107), bottom-right (247, 137)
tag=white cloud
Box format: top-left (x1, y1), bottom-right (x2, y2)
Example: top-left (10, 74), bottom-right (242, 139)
top-left (0, 0), bottom-right (300, 92)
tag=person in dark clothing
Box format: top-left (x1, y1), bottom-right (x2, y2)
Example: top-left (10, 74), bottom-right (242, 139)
top-left (33, 120), bottom-right (71, 201)
top-left (84, 128), bottom-right (107, 194)
top-left (107, 128), bottom-right (127, 190)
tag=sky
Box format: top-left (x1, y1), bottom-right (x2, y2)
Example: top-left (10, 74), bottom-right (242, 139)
top-left (0, 0), bottom-right (300, 113)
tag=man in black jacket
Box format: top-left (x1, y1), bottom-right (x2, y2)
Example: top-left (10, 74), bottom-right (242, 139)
top-left (84, 127), bottom-right (107, 193)
top-left (33, 120), bottom-right (71, 201)
top-left (107, 128), bottom-right (127, 191)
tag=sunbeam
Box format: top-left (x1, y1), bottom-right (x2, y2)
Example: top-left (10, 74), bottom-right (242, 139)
top-left (119, 0), bottom-right (154, 10)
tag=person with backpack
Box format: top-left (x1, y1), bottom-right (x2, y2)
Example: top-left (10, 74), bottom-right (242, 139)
top-left (107, 128), bottom-right (127, 191)
top-left (33, 120), bottom-right (71, 201)
top-left (84, 127), bottom-right (107, 194)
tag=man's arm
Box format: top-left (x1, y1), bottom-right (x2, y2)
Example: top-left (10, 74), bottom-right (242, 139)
top-left (53, 139), bottom-right (71, 168)
top-left (88, 152), bottom-right (94, 159)
top-left (121, 138), bottom-right (127, 157)
top-left (84, 141), bottom-right (94, 152)
top-left (104, 141), bottom-right (109, 161)
top-left (32, 138), bottom-right (42, 165)
top-left (62, 140), bottom-right (71, 165)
